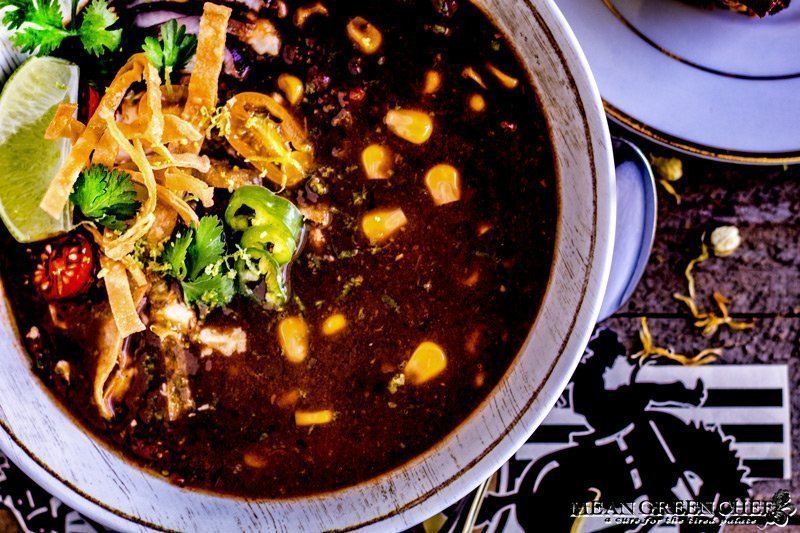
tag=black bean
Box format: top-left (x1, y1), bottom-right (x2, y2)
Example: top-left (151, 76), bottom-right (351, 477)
top-left (432, 0), bottom-right (458, 17)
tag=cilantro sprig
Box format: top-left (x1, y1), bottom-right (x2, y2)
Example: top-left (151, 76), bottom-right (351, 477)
top-left (70, 164), bottom-right (141, 231)
top-left (142, 19), bottom-right (196, 83)
top-left (161, 216), bottom-right (235, 310)
top-left (0, 0), bottom-right (121, 56)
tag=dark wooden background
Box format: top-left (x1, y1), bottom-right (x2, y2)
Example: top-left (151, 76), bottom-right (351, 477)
top-left (605, 129), bottom-right (799, 500)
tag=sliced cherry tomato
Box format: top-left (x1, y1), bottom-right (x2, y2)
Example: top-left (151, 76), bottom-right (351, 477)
top-left (33, 234), bottom-right (95, 301)
top-left (80, 84), bottom-right (102, 122)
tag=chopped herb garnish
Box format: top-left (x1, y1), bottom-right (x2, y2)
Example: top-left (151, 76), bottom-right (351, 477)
top-left (381, 294), bottom-right (400, 314)
top-left (337, 275), bottom-right (363, 301)
top-left (188, 215), bottom-right (226, 279)
top-left (181, 273), bottom-right (236, 309)
top-left (0, 0), bottom-right (121, 56)
top-left (335, 249), bottom-right (359, 259)
top-left (161, 216), bottom-right (234, 310)
top-left (70, 164), bottom-right (140, 231)
top-left (142, 19), bottom-right (197, 83)
top-left (351, 186), bottom-right (368, 206)
top-left (78, 0), bottom-right (121, 55)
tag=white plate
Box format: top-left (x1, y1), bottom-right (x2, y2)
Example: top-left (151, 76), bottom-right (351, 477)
top-left (556, 0), bottom-right (800, 164)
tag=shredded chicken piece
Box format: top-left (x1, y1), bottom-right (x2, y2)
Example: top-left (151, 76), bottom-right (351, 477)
top-left (148, 279), bottom-right (198, 421)
top-left (239, 18), bottom-right (281, 56)
top-left (149, 279), bottom-right (197, 339)
top-left (163, 339), bottom-right (197, 421)
top-left (195, 326), bottom-right (248, 357)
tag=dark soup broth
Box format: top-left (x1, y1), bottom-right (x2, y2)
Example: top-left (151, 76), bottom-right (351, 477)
top-left (0, 0), bottom-right (556, 497)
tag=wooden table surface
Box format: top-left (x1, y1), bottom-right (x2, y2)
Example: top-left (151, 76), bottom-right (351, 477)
top-left (605, 128), bottom-right (799, 499)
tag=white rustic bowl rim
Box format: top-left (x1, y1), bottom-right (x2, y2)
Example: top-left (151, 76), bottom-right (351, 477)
top-left (0, 0), bottom-right (614, 530)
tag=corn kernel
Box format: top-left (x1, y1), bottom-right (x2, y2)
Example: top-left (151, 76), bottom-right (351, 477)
top-left (243, 451), bottom-right (269, 468)
top-left (425, 164), bottom-right (461, 205)
top-left (404, 341), bottom-right (447, 385)
top-left (276, 388), bottom-right (301, 409)
top-left (486, 63), bottom-right (519, 89)
top-left (462, 66), bottom-right (487, 89)
top-left (277, 73), bottom-right (304, 106)
top-left (346, 16), bottom-right (382, 55)
top-left (322, 313), bottom-right (348, 335)
top-left (361, 144), bottom-right (393, 180)
top-left (362, 207), bottom-right (407, 244)
top-left (294, 2), bottom-right (329, 28)
top-left (277, 316), bottom-right (309, 364)
top-left (385, 109), bottom-right (434, 144)
top-left (295, 409), bottom-right (334, 426)
top-left (468, 93), bottom-right (486, 112)
top-left (462, 269), bottom-right (480, 287)
top-left (423, 70), bottom-right (442, 94)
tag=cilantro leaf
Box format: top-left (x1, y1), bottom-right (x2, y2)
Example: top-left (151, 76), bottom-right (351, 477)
top-left (77, 0), bottom-right (120, 56)
top-left (181, 273), bottom-right (235, 308)
top-left (0, 0), bottom-right (34, 30)
top-left (0, 0), bottom-right (120, 56)
top-left (188, 215), bottom-right (225, 279)
top-left (70, 165), bottom-right (141, 232)
top-left (161, 230), bottom-right (193, 281)
top-left (160, 216), bottom-right (233, 310)
top-left (142, 19), bottom-right (197, 83)
top-left (0, 0), bottom-right (69, 55)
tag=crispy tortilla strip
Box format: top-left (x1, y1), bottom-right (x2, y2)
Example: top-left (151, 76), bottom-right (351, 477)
top-left (120, 254), bottom-right (147, 286)
top-left (146, 203), bottom-right (179, 245)
top-left (93, 280), bottom-right (148, 419)
top-left (203, 159), bottom-right (262, 189)
top-left (183, 3), bottom-right (231, 134)
top-left (101, 115), bottom-right (158, 259)
top-left (163, 114), bottom-right (204, 143)
top-left (92, 310), bottom-right (124, 420)
top-left (126, 57), bottom-right (165, 142)
top-left (99, 254), bottom-right (146, 338)
top-left (91, 130), bottom-right (118, 167)
top-left (149, 151), bottom-right (211, 173)
top-left (40, 55), bottom-right (147, 218)
top-left (156, 185), bottom-right (200, 225)
top-left (44, 103), bottom-right (85, 144)
top-left (162, 169), bottom-right (214, 207)
top-left (130, 170), bottom-right (200, 224)
top-left (161, 85), bottom-right (188, 115)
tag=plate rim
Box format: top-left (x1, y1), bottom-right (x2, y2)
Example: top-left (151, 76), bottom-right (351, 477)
top-left (559, 0), bottom-right (800, 165)
top-left (605, 100), bottom-right (800, 165)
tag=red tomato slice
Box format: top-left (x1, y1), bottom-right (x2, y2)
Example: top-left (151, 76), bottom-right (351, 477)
top-left (33, 234), bottom-right (95, 301)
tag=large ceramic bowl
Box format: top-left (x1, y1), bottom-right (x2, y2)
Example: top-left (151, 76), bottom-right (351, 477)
top-left (0, 0), bottom-right (614, 530)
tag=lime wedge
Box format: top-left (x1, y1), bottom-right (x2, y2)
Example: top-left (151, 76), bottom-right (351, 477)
top-left (0, 57), bottom-right (78, 242)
